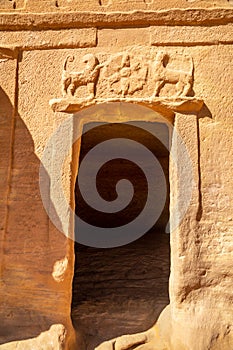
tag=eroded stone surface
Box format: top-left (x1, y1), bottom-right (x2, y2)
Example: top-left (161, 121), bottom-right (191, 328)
top-left (0, 0), bottom-right (232, 12)
top-left (0, 3), bottom-right (232, 350)
top-left (0, 324), bottom-right (67, 350)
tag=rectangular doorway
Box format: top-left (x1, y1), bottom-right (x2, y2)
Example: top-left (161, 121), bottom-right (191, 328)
top-left (72, 121), bottom-right (170, 350)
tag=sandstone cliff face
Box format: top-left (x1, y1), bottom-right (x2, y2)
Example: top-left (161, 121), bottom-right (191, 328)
top-left (0, 1), bottom-right (232, 350)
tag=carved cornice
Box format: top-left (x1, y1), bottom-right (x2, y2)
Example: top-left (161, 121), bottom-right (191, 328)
top-left (0, 9), bottom-right (233, 30)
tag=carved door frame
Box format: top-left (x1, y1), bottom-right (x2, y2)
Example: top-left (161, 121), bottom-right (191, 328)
top-left (68, 101), bottom-right (201, 304)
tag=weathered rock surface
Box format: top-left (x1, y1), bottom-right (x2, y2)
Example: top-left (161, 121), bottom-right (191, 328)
top-left (0, 325), bottom-right (67, 350)
top-left (72, 231), bottom-right (170, 349)
top-left (0, 1), bottom-right (232, 350)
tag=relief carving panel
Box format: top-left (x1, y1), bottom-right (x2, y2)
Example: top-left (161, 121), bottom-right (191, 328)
top-left (50, 48), bottom-right (203, 113)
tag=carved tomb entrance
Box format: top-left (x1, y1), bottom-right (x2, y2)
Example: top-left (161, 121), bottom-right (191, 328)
top-left (71, 119), bottom-right (171, 349)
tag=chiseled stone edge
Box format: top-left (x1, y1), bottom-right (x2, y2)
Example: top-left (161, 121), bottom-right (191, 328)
top-left (0, 28), bottom-right (97, 50)
top-left (49, 97), bottom-right (204, 114)
top-left (0, 46), bottom-right (18, 58)
top-left (150, 24), bottom-right (233, 46)
top-left (0, 9), bottom-right (232, 30)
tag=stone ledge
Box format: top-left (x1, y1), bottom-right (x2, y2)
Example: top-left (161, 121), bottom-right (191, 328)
top-left (0, 9), bottom-right (232, 30)
top-left (49, 97), bottom-right (204, 114)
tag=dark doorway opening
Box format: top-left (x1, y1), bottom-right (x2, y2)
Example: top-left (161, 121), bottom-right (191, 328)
top-left (72, 121), bottom-right (170, 349)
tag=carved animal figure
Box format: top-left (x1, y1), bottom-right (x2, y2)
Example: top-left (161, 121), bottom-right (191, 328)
top-left (151, 52), bottom-right (193, 97)
top-left (62, 54), bottom-right (103, 99)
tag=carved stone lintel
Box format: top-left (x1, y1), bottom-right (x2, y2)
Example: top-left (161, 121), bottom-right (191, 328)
top-left (50, 51), bottom-right (204, 115)
top-left (49, 96), bottom-right (204, 114)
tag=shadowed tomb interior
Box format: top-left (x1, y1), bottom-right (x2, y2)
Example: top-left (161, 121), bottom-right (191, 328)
top-left (72, 122), bottom-right (170, 349)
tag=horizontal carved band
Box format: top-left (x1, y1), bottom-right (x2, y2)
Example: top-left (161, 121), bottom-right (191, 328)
top-left (50, 50), bottom-right (204, 114)
top-left (0, 9), bottom-right (232, 30)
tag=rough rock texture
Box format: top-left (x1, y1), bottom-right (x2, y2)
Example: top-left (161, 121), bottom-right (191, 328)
top-left (0, 1), bottom-right (232, 350)
top-left (72, 231), bottom-right (170, 350)
top-left (0, 325), bottom-right (68, 350)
